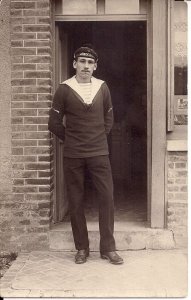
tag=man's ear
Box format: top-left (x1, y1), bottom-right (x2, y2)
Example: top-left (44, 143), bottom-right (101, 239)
top-left (73, 60), bottom-right (77, 69)
top-left (94, 63), bottom-right (97, 70)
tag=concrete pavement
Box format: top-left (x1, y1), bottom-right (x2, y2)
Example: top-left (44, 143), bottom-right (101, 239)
top-left (0, 249), bottom-right (188, 298)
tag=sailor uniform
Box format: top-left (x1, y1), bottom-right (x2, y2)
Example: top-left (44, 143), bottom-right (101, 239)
top-left (48, 76), bottom-right (116, 252)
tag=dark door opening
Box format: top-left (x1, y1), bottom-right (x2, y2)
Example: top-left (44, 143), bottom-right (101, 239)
top-left (56, 21), bottom-right (147, 223)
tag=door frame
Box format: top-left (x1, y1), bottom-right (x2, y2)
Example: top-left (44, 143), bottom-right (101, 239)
top-left (53, 0), bottom-right (167, 228)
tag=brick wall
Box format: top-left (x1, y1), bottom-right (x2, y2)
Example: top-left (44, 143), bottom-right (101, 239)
top-left (0, 0), bottom-right (54, 251)
top-left (167, 151), bottom-right (188, 248)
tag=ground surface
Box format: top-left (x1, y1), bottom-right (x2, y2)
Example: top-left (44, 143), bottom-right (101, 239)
top-left (0, 249), bottom-right (188, 298)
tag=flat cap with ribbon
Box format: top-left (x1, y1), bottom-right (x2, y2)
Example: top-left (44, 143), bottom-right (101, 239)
top-left (74, 44), bottom-right (98, 62)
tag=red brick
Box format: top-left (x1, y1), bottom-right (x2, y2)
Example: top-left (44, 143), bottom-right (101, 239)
top-left (12, 117), bottom-right (23, 124)
top-left (12, 109), bottom-right (37, 117)
top-left (12, 94), bottom-right (37, 101)
top-left (11, 102), bottom-right (24, 109)
top-left (23, 9), bottom-right (50, 17)
top-left (11, 17), bottom-right (36, 25)
top-left (13, 185), bottom-right (36, 193)
top-left (13, 179), bottom-right (24, 185)
top-left (11, 71), bottom-right (24, 79)
top-left (12, 163), bottom-right (24, 170)
top-left (13, 170), bottom-right (37, 178)
top-left (0, 193), bottom-right (24, 202)
top-left (38, 140), bottom-right (50, 146)
top-left (11, 9), bottom-right (23, 17)
top-left (12, 78), bottom-right (36, 86)
top-left (39, 209), bottom-right (50, 216)
top-left (37, 63), bottom-right (51, 71)
top-left (37, 78), bottom-right (51, 86)
top-left (39, 219), bottom-right (49, 225)
top-left (37, 47), bottom-right (51, 55)
top-left (38, 171), bottom-right (51, 177)
top-left (12, 132), bottom-right (23, 139)
top-left (12, 140), bottom-right (37, 147)
top-left (23, 17), bottom-right (37, 24)
top-left (24, 40), bottom-right (50, 47)
top-left (180, 186), bottom-right (187, 192)
top-left (25, 163), bottom-right (50, 170)
top-left (11, 55), bottom-right (23, 63)
top-left (168, 186), bottom-right (179, 192)
top-left (11, 2), bottom-right (36, 9)
top-left (24, 55), bottom-right (51, 63)
top-left (12, 86), bottom-right (24, 93)
top-left (38, 94), bottom-right (52, 101)
top-left (167, 193), bottom-right (174, 200)
top-left (24, 146), bottom-right (50, 155)
top-left (175, 162), bottom-right (187, 169)
top-left (24, 101), bottom-right (51, 109)
top-left (19, 220), bottom-right (31, 225)
top-left (25, 194), bottom-right (50, 201)
top-left (24, 86), bottom-right (51, 94)
top-left (24, 71), bottom-right (51, 78)
top-left (168, 153), bottom-right (187, 162)
top-left (12, 156), bottom-right (37, 163)
top-left (37, 32), bottom-right (51, 39)
top-left (11, 24), bottom-right (23, 32)
top-left (11, 32), bottom-right (36, 40)
top-left (26, 178), bottom-right (50, 185)
top-left (12, 148), bottom-right (24, 155)
top-left (37, 1), bottom-right (50, 9)
top-left (38, 155), bottom-right (51, 162)
top-left (174, 193), bottom-right (187, 200)
top-left (11, 17), bottom-right (23, 25)
top-left (168, 170), bottom-right (187, 178)
top-left (24, 132), bottom-right (49, 139)
top-left (23, 24), bottom-right (51, 32)
top-left (38, 124), bottom-right (49, 131)
top-left (37, 17), bottom-right (51, 24)
top-left (12, 64), bottom-right (36, 71)
top-left (12, 124), bottom-right (38, 131)
top-left (24, 116), bottom-right (48, 124)
top-left (11, 40), bottom-right (23, 47)
top-left (38, 199), bottom-right (50, 209)
top-left (38, 109), bottom-right (49, 116)
top-left (12, 47), bottom-right (36, 56)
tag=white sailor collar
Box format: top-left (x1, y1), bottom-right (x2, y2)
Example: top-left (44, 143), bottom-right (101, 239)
top-left (61, 76), bottom-right (104, 103)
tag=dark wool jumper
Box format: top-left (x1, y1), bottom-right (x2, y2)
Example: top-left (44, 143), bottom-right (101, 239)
top-left (48, 77), bottom-right (113, 158)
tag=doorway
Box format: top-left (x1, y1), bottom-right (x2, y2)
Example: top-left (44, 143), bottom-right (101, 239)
top-left (54, 21), bottom-right (147, 223)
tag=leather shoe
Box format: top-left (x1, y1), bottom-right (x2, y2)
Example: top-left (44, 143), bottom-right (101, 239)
top-left (100, 251), bottom-right (124, 265)
top-left (75, 249), bottom-right (89, 264)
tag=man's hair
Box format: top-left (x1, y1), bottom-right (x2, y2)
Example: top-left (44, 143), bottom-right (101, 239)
top-left (74, 44), bottom-right (98, 62)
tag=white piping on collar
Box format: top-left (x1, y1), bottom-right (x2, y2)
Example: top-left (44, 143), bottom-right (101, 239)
top-left (62, 76), bottom-right (104, 103)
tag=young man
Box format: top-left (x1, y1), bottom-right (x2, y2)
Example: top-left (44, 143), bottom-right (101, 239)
top-left (48, 45), bottom-right (123, 265)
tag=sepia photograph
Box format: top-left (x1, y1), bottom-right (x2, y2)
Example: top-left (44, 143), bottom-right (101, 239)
top-left (0, 0), bottom-right (189, 298)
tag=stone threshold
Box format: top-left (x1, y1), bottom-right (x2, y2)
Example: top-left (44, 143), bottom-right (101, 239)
top-left (49, 221), bottom-right (175, 251)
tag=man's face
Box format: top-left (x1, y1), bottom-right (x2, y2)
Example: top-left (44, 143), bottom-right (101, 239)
top-left (73, 57), bottom-right (97, 82)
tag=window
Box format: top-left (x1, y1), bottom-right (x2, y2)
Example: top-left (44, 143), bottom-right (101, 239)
top-left (55, 0), bottom-right (145, 16)
top-left (173, 1), bottom-right (187, 126)
top-left (55, 0), bottom-right (97, 15)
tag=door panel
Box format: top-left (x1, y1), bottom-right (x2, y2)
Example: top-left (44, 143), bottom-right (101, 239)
top-left (53, 26), bottom-right (69, 223)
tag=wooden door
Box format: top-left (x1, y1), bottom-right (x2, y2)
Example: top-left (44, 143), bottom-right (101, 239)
top-left (53, 26), bottom-right (69, 223)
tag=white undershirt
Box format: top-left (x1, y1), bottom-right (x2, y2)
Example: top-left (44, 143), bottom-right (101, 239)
top-left (78, 82), bottom-right (92, 104)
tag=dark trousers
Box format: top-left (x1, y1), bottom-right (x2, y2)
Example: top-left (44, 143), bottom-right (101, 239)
top-left (63, 155), bottom-right (116, 252)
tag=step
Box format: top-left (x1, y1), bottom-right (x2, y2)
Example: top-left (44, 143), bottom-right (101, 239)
top-left (49, 221), bottom-right (175, 251)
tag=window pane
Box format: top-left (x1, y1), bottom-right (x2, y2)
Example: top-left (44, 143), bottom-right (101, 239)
top-left (59, 0), bottom-right (97, 15)
top-left (174, 1), bottom-right (187, 95)
top-left (173, 1), bottom-right (187, 125)
top-left (105, 0), bottom-right (140, 14)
